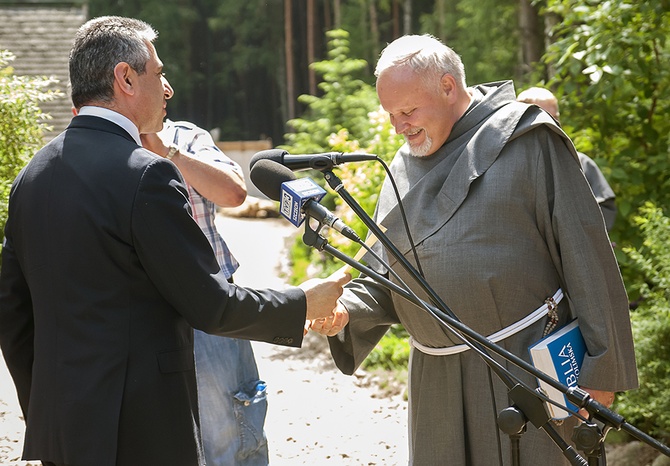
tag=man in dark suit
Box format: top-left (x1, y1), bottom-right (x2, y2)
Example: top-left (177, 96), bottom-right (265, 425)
top-left (0, 16), bottom-right (349, 466)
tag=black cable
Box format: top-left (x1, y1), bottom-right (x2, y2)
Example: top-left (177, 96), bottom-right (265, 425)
top-left (376, 158), bottom-right (425, 278)
top-left (489, 365), bottom-right (505, 465)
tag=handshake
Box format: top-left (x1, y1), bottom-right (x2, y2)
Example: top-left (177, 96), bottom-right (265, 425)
top-left (298, 267), bottom-right (352, 337)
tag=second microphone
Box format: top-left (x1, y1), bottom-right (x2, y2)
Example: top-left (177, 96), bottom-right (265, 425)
top-left (250, 159), bottom-right (361, 243)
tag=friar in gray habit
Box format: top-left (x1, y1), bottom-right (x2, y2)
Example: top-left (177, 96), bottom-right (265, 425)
top-left (311, 35), bottom-right (638, 465)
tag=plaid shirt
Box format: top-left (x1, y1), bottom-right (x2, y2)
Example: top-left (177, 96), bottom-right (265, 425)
top-left (160, 120), bottom-right (240, 279)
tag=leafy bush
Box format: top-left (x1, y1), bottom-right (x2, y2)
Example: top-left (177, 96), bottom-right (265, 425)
top-left (361, 325), bottom-right (410, 371)
top-left (283, 29), bottom-right (378, 155)
top-left (281, 30), bottom-right (403, 283)
top-left (281, 30), bottom-right (408, 372)
top-left (0, 50), bottom-right (60, 262)
top-left (543, 0), bottom-right (670, 296)
top-left (542, 1), bottom-right (670, 442)
top-left (614, 203), bottom-right (670, 442)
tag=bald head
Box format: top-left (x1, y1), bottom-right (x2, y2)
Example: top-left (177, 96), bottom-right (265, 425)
top-left (517, 87), bottom-right (560, 121)
top-left (375, 34), bottom-right (467, 91)
top-left (374, 35), bottom-right (472, 157)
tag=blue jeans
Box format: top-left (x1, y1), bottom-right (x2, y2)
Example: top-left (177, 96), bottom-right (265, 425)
top-left (194, 330), bottom-right (269, 466)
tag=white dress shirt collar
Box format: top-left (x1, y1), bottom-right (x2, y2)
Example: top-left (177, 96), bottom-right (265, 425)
top-left (78, 106), bottom-right (142, 146)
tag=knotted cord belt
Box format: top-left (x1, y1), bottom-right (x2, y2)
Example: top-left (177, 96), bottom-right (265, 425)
top-left (410, 288), bottom-right (564, 356)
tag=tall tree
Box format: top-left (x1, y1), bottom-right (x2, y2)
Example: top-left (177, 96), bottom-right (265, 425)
top-left (86, 0), bottom-right (549, 144)
top-left (518, 0), bottom-right (544, 76)
top-left (284, 0), bottom-right (296, 124)
top-left (307, 0), bottom-right (317, 95)
top-left (424, 0), bottom-right (518, 85)
top-left (403, 0), bottom-right (412, 34)
top-left (369, 0), bottom-right (380, 60)
top-left (334, 0), bottom-right (342, 28)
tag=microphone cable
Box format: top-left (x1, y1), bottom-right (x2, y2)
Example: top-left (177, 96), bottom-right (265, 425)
top-left (375, 157), bottom-right (425, 278)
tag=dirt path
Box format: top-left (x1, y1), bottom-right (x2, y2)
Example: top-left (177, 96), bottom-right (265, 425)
top-left (0, 215), bottom-right (409, 466)
top-left (219, 216), bottom-right (409, 465)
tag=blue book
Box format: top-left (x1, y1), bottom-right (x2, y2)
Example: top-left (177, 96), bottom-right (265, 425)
top-left (528, 319), bottom-right (587, 419)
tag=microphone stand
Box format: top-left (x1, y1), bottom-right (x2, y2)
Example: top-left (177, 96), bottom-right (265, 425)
top-left (310, 167), bottom-right (670, 465)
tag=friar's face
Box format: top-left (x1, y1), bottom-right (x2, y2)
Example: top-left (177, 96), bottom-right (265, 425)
top-left (377, 66), bottom-right (458, 157)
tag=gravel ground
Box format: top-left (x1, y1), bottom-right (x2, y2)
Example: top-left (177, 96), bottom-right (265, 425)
top-left (220, 215), bottom-right (409, 465)
top-left (0, 215), bottom-right (409, 466)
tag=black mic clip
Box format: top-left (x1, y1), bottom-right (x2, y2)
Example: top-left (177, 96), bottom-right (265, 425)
top-left (302, 213), bottom-right (329, 251)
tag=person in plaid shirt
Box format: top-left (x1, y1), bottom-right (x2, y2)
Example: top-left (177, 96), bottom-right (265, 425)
top-left (144, 120), bottom-right (269, 466)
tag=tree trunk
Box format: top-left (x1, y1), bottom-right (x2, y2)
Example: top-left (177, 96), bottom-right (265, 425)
top-left (403, 0), bottom-right (411, 35)
top-left (324, 0), bottom-right (332, 31)
top-left (435, 0), bottom-right (445, 39)
top-left (307, 0), bottom-right (316, 95)
top-left (392, 0), bottom-right (400, 38)
top-left (285, 0), bottom-right (295, 120)
top-left (333, 0), bottom-right (341, 28)
top-left (369, 0), bottom-right (380, 60)
top-left (518, 0), bottom-right (543, 76)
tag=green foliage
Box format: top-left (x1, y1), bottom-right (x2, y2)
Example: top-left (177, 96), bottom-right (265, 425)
top-left (280, 29), bottom-right (409, 374)
top-left (418, 0), bottom-right (524, 84)
top-left (615, 203), bottom-right (670, 441)
top-left (0, 51), bottom-right (60, 262)
top-left (362, 325), bottom-right (410, 371)
top-left (89, 0), bottom-right (286, 140)
top-left (283, 29), bottom-right (379, 154)
top-left (542, 1), bottom-right (670, 440)
top-left (282, 30), bottom-right (403, 284)
top-left (87, 0), bottom-right (535, 142)
top-left (543, 0), bottom-right (670, 294)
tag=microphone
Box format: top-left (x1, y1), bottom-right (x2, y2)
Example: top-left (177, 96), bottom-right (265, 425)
top-left (249, 149), bottom-right (377, 171)
top-left (279, 177), bottom-right (327, 228)
top-left (250, 159), bottom-right (361, 242)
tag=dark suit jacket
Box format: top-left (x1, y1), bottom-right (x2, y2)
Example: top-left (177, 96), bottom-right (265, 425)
top-left (0, 115), bottom-right (306, 466)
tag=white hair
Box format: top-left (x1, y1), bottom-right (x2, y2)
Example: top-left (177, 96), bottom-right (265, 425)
top-left (374, 34), bottom-right (467, 90)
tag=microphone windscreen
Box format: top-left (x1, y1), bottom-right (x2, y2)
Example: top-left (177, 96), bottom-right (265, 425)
top-left (249, 159), bottom-right (296, 201)
top-left (249, 149), bottom-right (288, 170)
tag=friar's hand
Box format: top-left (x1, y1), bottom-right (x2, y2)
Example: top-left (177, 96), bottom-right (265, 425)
top-left (299, 269), bottom-right (351, 322)
top-left (309, 301), bottom-right (349, 337)
top-left (578, 387), bottom-right (615, 419)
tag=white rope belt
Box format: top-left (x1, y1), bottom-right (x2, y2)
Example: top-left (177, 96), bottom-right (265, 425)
top-left (410, 288), bottom-right (563, 356)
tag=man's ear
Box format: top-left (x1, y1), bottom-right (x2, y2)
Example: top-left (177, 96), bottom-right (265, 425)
top-left (114, 62), bottom-right (135, 96)
top-left (440, 73), bottom-right (457, 100)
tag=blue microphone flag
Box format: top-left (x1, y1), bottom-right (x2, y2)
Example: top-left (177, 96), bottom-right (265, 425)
top-left (280, 178), bottom-right (327, 227)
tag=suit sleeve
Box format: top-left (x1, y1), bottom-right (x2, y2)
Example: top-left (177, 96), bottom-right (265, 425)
top-left (132, 158), bottom-right (307, 347)
top-left (0, 212), bottom-right (34, 416)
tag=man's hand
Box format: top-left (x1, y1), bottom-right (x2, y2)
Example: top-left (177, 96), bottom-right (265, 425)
top-left (299, 269), bottom-right (351, 322)
top-left (309, 301), bottom-right (350, 336)
top-left (140, 132), bottom-right (169, 157)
